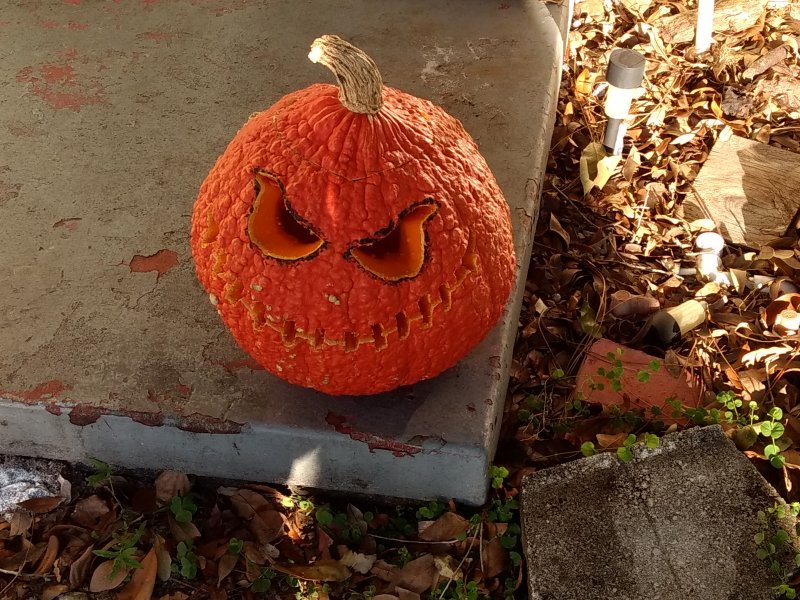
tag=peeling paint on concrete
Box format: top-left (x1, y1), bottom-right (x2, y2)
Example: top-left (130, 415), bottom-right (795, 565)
top-left (15, 49), bottom-right (107, 111)
top-left (176, 413), bottom-right (243, 435)
top-left (0, 380), bottom-right (70, 402)
top-left (129, 249), bottom-right (179, 279)
top-left (326, 412), bottom-right (422, 457)
top-left (68, 404), bottom-right (107, 426)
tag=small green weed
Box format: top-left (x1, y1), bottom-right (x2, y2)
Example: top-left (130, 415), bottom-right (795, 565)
top-left (87, 458), bottom-right (114, 488)
top-left (172, 540), bottom-right (198, 579)
top-left (416, 500), bottom-right (448, 521)
top-left (228, 537), bottom-right (244, 555)
top-left (170, 495), bottom-right (198, 523)
top-left (489, 465), bottom-right (509, 489)
top-left (252, 566), bottom-right (277, 593)
top-left (93, 524), bottom-right (145, 577)
top-left (488, 498), bottom-right (519, 523)
top-left (755, 502), bottom-right (800, 598)
top-left (430, 579), bottom-right (485, 600)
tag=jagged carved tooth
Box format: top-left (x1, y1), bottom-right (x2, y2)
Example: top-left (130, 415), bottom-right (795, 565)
top-left (396, 312), bottom-right (410, 340)
top-left (419, 295), bottom-right (433, 327)
top-left (282, 320), bottom-right (297, 345)
top-left (344, 331), bottom-right (358, 352)
top-left (313, 329), bottom-right (325, 349)
top-left (372, 323), bottom-right (388, 350)
top-left (439, 284), bottom-right (452, 311)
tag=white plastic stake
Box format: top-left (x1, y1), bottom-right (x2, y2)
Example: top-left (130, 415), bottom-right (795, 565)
top-left (695, 0), bottom-right (715, 53)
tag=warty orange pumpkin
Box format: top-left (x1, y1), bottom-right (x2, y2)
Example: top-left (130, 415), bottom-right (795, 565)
top-left (190, 35), bottom-right (516, 396)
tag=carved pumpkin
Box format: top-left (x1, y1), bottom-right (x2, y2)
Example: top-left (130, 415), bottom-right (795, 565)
top-left (190, 35), bottom-right (515, 396)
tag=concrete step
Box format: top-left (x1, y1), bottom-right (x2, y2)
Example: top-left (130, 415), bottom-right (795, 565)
top-left (521, 425), bottom-right (800, 599)
top-left (0, 0), bottom-right (569, 505)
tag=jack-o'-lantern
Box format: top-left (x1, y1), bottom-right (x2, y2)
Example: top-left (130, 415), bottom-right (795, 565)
top-left (190, 35), bottom-right (515, 395)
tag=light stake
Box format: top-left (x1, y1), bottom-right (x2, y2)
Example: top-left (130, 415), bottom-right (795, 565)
top-left (602, 48), bottom-right (646, 156)
top-left (695, 0), bottom-right (715, 54)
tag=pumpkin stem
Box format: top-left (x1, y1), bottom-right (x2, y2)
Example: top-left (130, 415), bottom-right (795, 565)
top-left (308, 35), bottom-right (383, 115)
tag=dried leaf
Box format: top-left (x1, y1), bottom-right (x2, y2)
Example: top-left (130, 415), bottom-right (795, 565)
top-left (71, 494), bottom-right (111, 529)
top-left (17, 495), bottom-right (63, 514)
top-left (116, 547), bottom-right (158, 600)
top-left (395, 554), bottom-right (437, 594)
top-left (32, 535), bottom-right (59, 576)
top-left (41, 584), bottom-right (69, 600)
top-left (89, 559), bottom-right (129, 592)
top-left (418, 512), bottom-right (469, 542)
top-left (9, 511), bottom-right (33, 537)
top-left (154, 470), bottom-right (191, 505)
top-left (168, 513), bottom-right (201, 543)
top-left (580, 142), bottom-right (622, 196)
top-left (549, 213), bottom-right (571, 246)
top-left (371, 559), bottom-right (400, 582)
top-left (153, 533), bottom-right (172, 582)
top-left (272, 559), bottom-right (350, 582)
top-left (70, 543), bottom-right (95, 589)
top-left (396, 588), bottom-right (421, 600)
top-left (230, 489), bottom-right (272, 519)
top-left (250, 509), bottom-right (285, 544)
top-left (217, 553), bottom-right (239, 586)
top-left (483, 536), bottom-right (508, 578)
top-left (339, 550), bottom-right (376, 574)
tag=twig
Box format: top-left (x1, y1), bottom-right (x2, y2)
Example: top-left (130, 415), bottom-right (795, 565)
top-left (437, 528), bottom-right (478, 600)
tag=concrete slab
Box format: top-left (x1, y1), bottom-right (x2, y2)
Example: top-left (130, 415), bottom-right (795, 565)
top-left (0, 0), bottom-right (568, 505)
top-left (521, 426), bottom-right (800, 600)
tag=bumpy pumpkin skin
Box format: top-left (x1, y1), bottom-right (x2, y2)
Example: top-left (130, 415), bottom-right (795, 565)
top-left (191, 82), bottom-right (515, 396)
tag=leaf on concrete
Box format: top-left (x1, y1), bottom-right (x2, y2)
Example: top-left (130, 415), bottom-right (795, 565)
top-left (89, 559), bottom-right (129, 592)
top-left (580, 142), bottom-right (622, 196)
top-left (154, 471), bottom-right (191, 505)
top-left (418, 512), bottom-right (469, 542)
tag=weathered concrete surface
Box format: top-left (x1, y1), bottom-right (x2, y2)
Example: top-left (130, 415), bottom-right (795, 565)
top-left (0, 0), bottom-right (568, 504)
top-left (521, 426), bottom-right (800, 600)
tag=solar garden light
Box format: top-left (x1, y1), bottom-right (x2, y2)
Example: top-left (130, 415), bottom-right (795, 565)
top-left (695, 0), bottom-right (715, 53)
top-left (602, 49), bottom-right (646, 156)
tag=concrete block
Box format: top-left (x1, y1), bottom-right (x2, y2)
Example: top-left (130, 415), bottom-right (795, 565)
top-left (521, 426), bottom-right (800, 599)
top-left (0, 0), bottom-right (568, 504)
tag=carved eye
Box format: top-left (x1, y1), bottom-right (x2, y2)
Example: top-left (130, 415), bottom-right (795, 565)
top-left (347, 200), bottom-right (438, 282)
top-left (247, 172), bottom-right (325, 261)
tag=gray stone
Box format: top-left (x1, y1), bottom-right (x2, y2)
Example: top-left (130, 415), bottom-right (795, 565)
top-left (521, 426), bottom-right (800, 600)
top-left (0, 0), bottom-right (568, 504)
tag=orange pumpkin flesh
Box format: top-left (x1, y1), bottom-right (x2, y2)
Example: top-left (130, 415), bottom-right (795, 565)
top-left (248, 172), bottom-right (325, 261)
top-left (191, 35), bottom-right (516, 395)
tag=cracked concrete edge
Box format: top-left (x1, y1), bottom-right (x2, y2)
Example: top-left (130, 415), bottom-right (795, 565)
top-left (0, 398), bottom-right (490, 505)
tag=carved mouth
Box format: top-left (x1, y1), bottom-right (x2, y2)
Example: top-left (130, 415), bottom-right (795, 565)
top-left (210, 232), bottom-right (478, 352)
